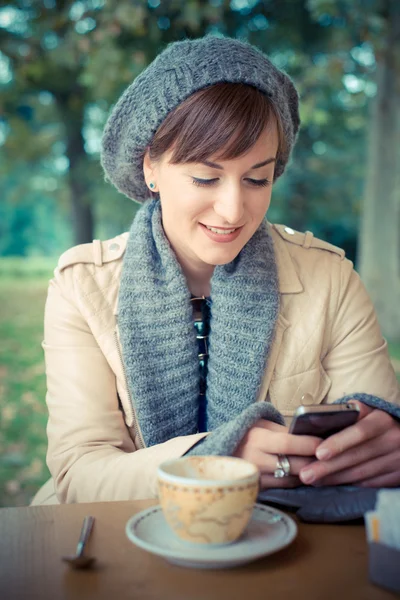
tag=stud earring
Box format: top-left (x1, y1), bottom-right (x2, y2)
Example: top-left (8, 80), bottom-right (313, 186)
top-left (149, 182), bottom-right (156, 190)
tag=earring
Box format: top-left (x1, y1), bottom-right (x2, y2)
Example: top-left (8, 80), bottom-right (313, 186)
top-left (149, 182), bottom-right (156, 190)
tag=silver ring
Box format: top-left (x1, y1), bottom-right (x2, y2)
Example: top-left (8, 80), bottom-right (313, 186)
top-left (274, 454), bottom-right (291, 478)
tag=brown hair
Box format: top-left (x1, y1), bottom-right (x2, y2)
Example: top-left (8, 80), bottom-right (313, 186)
top-left (148, 82), bottom-right (286, 168)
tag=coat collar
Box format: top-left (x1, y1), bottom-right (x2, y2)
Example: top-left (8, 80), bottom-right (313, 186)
top-left (269, 224), bottom-right (303, 294)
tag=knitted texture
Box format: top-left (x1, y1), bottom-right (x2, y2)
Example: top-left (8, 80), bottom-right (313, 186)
top-left (186, 401), bottom-right (285, 457)
top-left (101, 35), bottom-right (300, 204)
top-left (334, 393), bottom-right (400, 421)
top-left (117, 199), bottom-right (280, 447)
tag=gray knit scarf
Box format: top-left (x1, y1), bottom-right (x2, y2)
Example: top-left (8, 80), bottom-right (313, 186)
top-left (117, 199), bottom-right (280, 448)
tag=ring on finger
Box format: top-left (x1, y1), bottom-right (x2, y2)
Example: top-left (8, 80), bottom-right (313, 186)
top-left (274, 454), bottom-right (291, 478)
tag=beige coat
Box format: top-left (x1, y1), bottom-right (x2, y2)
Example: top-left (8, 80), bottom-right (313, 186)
top-left (31, 224), bottom-right (400, 506)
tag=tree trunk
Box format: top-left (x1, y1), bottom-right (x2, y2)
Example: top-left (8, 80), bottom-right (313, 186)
top-left (358, 0), bottom-right (400, 341)
top-left (56, 96), bottom-right (94, 245)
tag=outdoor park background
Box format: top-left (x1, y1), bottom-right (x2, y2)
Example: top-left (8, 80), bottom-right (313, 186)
top-left (1, 0), bottom-right (399, 507)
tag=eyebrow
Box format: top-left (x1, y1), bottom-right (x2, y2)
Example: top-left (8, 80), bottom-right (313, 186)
top-left (201, 157), bottom-right (276, 170)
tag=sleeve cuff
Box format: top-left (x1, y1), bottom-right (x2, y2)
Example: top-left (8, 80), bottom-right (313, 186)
top-left (186, 402), bottom-right (285, 456)
top-left (334, 393), bottom-right (400, 422)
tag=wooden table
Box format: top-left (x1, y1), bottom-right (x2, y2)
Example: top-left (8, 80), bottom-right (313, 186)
top-left (0, 500), bottom-right (397, 600)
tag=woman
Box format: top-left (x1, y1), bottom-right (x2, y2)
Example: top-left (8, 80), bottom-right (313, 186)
top-left (32, 35), bottom-right (400, 506)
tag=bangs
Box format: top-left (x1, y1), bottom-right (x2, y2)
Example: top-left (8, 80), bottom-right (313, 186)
top-left (149, 82), bottom-right (286, 165)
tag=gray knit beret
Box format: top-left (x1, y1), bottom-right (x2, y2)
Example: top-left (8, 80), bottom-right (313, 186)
top-left (101, 35), bottom-right (300, 204)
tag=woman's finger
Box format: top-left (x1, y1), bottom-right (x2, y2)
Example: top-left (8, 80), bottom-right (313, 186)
top-left (300, 427), bottom-right (399, 484)
top-left (348, 400), bottom-right (373, 421)
top-left (311, 447), bottom-right (400, 487)
top-left (315, 408), bottom-right (395, 461)
top-left (261, 453), bottom-right (315, 476)
top-left (358, 472), bottom-right (400, 488)
top-left (243, 426), bottom-right (321, 457)
top-left (238, 446), bottom-right (315, 477)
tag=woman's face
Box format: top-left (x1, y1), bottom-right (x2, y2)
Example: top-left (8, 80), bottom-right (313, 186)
top-left (143, 125), bottom-right (279, 281)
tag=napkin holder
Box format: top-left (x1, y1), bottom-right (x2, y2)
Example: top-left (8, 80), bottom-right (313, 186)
top-left (368, 541), bottom-right (400, 594)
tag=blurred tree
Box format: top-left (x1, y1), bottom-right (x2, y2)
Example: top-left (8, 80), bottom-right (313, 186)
top-left (357, 0), bottom-right (400, 340)
top-left (307, 0), bottom-right (400, 339)
top-left (0, 0), bottom-right (230, 244)
top-left (1, 0), bottom-right (369, 251)
top-left (1, 0), bottom-right (397, 331)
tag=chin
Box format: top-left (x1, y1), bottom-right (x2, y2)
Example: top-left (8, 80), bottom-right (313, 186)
top-left (198, 249), bottom-right (242, 267)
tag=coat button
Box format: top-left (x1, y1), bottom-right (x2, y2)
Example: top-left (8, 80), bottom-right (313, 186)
top-left (109, 243), bottom-right (120, 252)
top-left (284, 227), bottom-right (295, 235)
top-left (301, 393), bottom-right (314, 405)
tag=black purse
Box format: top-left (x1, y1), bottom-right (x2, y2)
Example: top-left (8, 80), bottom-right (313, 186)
top-left (258, 486), bottom-right (379, 523)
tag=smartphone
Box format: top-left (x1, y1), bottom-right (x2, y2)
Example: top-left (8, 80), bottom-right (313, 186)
top-left (289, 403), bottom-right (360, 439)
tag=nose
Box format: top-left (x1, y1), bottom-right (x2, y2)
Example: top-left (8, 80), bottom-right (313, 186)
top-left (213, 185), bottom-right (245, 225)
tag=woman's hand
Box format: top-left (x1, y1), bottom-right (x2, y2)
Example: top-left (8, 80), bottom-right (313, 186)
top-left (299, 401), bottom-right (400, 487)
top-left (234, 420), bottom-right (321, 488)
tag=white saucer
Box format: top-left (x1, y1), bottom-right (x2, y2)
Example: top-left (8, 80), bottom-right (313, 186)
top-left (125, 503), bottom-right (297, 569)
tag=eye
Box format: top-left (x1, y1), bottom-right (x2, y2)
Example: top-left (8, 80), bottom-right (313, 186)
top-left (191, 177), bottom-right (271, 188)
top-left (246, 178), bottom-right (271, 187)
top-left (192, 177), bottom-right (218, 187)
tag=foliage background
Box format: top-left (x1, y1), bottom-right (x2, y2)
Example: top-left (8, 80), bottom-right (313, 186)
top-left (1, 0), bottom-right (399, 507)
top-left (2, 0), bottom-right (385, 258)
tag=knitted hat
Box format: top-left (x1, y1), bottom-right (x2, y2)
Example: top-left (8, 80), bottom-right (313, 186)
top-left (101, 35), bottom-right (300, 204)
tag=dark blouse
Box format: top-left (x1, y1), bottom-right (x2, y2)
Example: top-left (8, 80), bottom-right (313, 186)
top-left (190, 296), bottom-right (211, 433)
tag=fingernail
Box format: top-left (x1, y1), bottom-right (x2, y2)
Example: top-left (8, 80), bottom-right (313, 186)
top-left (300, 469), bottom-right (315, 484)
top-left (316, 448), bottom-right (331, 460)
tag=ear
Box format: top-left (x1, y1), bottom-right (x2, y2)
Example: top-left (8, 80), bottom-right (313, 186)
top-left (143, 149), bottom-right (158, 190)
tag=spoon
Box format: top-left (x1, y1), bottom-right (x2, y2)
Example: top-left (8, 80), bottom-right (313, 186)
top-left (62, 515), bottom-right (96, 569)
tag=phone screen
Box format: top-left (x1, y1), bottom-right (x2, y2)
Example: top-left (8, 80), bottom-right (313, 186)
top-left (290, 410), bottom-right (359, 439)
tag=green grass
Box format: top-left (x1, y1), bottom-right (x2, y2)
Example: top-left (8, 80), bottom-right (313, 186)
top-left (0, 256), bottom-right (57, 280)
top-left (0, 260), bottom-right (399, 507)
top-left (0, 266), bottom-right (53, 507)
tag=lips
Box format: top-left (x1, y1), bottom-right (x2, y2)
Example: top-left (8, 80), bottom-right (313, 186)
top-left (199, 223), bottom-right (243, 244)
top-left (205, 226), bottom-right (237, 234)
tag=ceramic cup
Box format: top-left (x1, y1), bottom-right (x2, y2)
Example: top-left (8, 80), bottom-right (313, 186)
top-left (157, 455), bottom-right (260, 545)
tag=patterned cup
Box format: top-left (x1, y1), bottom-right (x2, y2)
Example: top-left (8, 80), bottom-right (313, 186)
top-left (157, 456), bottom-right (260, 545)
